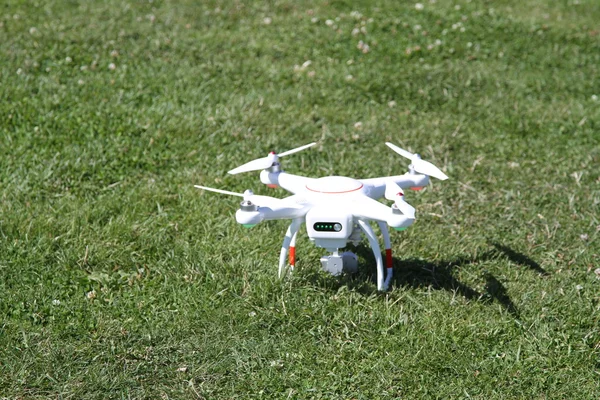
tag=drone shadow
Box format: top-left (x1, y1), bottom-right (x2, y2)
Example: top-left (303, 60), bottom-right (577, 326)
top-left (300, 242), bottom-right (546, 319)
top-left (490, 242), bottom-right (549, 276)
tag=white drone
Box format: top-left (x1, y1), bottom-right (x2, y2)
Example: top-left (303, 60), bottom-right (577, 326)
top-left (196, 142), bottom-right (448, 291)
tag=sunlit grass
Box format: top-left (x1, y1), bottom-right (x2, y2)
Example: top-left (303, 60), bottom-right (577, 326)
top-left (1, 0), bottom-right (599, 398)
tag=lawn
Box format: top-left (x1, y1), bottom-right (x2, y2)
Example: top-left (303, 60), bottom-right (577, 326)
top-left (1, 0), bottom-right (599, 398)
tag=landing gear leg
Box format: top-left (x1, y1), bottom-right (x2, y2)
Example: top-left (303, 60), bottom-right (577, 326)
top-left (289, 227), bottom-right (299, 272)
top-left (278, 218), bottom-right (303, 279)
top-left (357, 219), bottom-right (386, 291)
top-left (377, 221), bottom-right (393, 289)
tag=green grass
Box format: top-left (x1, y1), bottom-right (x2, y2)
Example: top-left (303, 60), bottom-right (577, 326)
top-left (1, 0), bottom-right (599, 398)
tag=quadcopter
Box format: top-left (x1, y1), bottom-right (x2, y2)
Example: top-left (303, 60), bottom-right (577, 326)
top-left (196, 142), bottom-right (448, 291)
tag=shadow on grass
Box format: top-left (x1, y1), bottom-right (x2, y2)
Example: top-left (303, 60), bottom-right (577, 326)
top-left (300, 242), bottom-right (545, 319)
top-left (490, 242), bottom-right (549, 276)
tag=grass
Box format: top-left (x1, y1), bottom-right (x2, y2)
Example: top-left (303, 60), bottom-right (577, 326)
top-left (1, 0), bottom-right (599, 398)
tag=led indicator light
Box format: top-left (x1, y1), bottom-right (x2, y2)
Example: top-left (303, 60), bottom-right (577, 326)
top-left (314, 222), bottom-right (343, 232)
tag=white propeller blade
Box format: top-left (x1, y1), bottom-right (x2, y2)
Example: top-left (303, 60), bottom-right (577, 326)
top-left (195, 185), bottom-right (292, 209)
top-left (227, 156), bottom-right (274, 175)
top-left (385, 142), bottom-right (448, 181)
top-left (194, 185), bottom-right (244, 197)
top-left (277, 142), bottom-right (317, 157)
top-left (411, 158), bottom-right (448, 181)
top-left (194, 185), bottom-right (255, 201)
top-left (227, 142), bottom-right (316, 175)
top-left (385, 181), bottom-right (416, 219)
top-left (385, 142), bottom-right (413, 160)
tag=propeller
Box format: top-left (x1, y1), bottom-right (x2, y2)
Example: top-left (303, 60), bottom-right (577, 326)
top-left (385, 181), bottom-right (416, 219)
top-left (385, 142), bottom-right (448, 180)
top-left (194, 185), bottom-right (245, 198)
top-left (227, 142), bottom-right (317, 175)
top-left (194, 185), bottom-right (287, 209)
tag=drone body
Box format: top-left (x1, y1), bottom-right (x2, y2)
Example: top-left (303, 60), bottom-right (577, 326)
top-left (196, 142), bottom-right (448, 291)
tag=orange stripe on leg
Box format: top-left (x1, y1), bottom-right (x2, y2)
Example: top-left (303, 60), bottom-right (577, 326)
top-left (289, 246), bottom-right (296, 266)
top-left (385, 249), bottom-right (393, 269)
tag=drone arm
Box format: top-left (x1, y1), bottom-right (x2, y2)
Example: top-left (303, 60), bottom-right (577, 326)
top-left (360, 174), bottom-right (430, 199)
top-left (260, 171), bottom-right (316, 194)
top-left (351, 197), bottom-right (415, 230)
top-left (260, 205), bottom-right (308, 221)
top-left (235, 196), bottom-right (309, 227)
